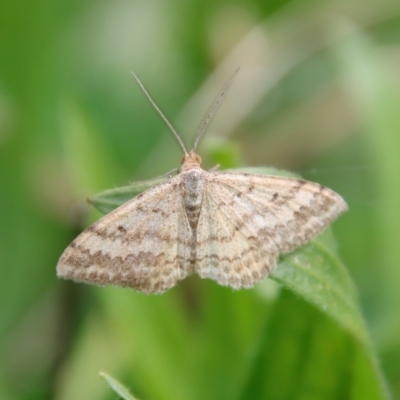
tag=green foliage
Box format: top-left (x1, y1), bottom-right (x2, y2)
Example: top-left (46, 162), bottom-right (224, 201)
top-left (100, 372), bottom-right (139, 400)
top-left (1, 0), bottom-right (400, 399)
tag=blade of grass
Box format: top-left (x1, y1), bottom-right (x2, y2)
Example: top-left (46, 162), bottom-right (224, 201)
top-left (100, 371), bottom-right (140, 400)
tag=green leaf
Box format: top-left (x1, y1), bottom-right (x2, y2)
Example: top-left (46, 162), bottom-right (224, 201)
top-left (240, 289), bottom-right (387, 400)
top-left (272, 239), bottom-right (367, 344)
top-left (100, 371), bottom-right (140, 400)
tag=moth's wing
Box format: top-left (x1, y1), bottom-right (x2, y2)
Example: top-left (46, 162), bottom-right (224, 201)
top-left (57, 176), bottom-right (192, 294)
top-left (195, 175), bottom-right (280, 290)
top-left (195, 172), bottom-right (347, 289)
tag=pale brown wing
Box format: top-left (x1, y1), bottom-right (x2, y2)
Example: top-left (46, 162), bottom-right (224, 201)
top-left (195, 172), bottom-right (347, 289)
top-left (57, 176), bottom-right (192, 294)
top-left (195, 183), bottom-right (279, 289)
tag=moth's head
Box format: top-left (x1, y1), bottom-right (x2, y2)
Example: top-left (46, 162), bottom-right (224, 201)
top-left (181, 151), bottom-right (202, 171)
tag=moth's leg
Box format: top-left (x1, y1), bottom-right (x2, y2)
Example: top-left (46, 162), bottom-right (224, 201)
top-left (166, 168), bottom-right (179, 178)
top-left (145, 168), bottom-right (178, 180)
top-left (208, 164), bottom-right (220, 172)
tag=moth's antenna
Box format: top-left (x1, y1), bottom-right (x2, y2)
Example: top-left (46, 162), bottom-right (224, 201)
top-left (192, 67), bottom-right (240, 152)
top-left (130, 71), bottom-right (188, 155)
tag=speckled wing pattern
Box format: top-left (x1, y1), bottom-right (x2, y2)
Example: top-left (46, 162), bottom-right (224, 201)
top-left (57, 167), bottom-right (347, 294)
top-left (56, 71), bottom-right (349, 294)
top-left (195, 172), bottom-right (348, 289)
top-left (57, 175), bottom-right (192, 293)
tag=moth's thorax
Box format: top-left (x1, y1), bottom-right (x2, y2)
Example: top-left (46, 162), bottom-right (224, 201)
top-left (181, 151), bottom-right (202, 172)
top-left (181, 168), bottom-right (204, 230)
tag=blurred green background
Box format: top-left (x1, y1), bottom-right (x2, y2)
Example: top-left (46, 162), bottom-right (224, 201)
top-left (1, 0), bottom-right (400, 399)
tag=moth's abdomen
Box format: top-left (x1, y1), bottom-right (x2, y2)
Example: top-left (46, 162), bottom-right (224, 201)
top-left (182, 169), bottom-right (204, 230)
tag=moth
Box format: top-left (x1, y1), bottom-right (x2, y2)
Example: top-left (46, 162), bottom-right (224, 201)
top-left (57, 71), bottom-right (348, 293)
